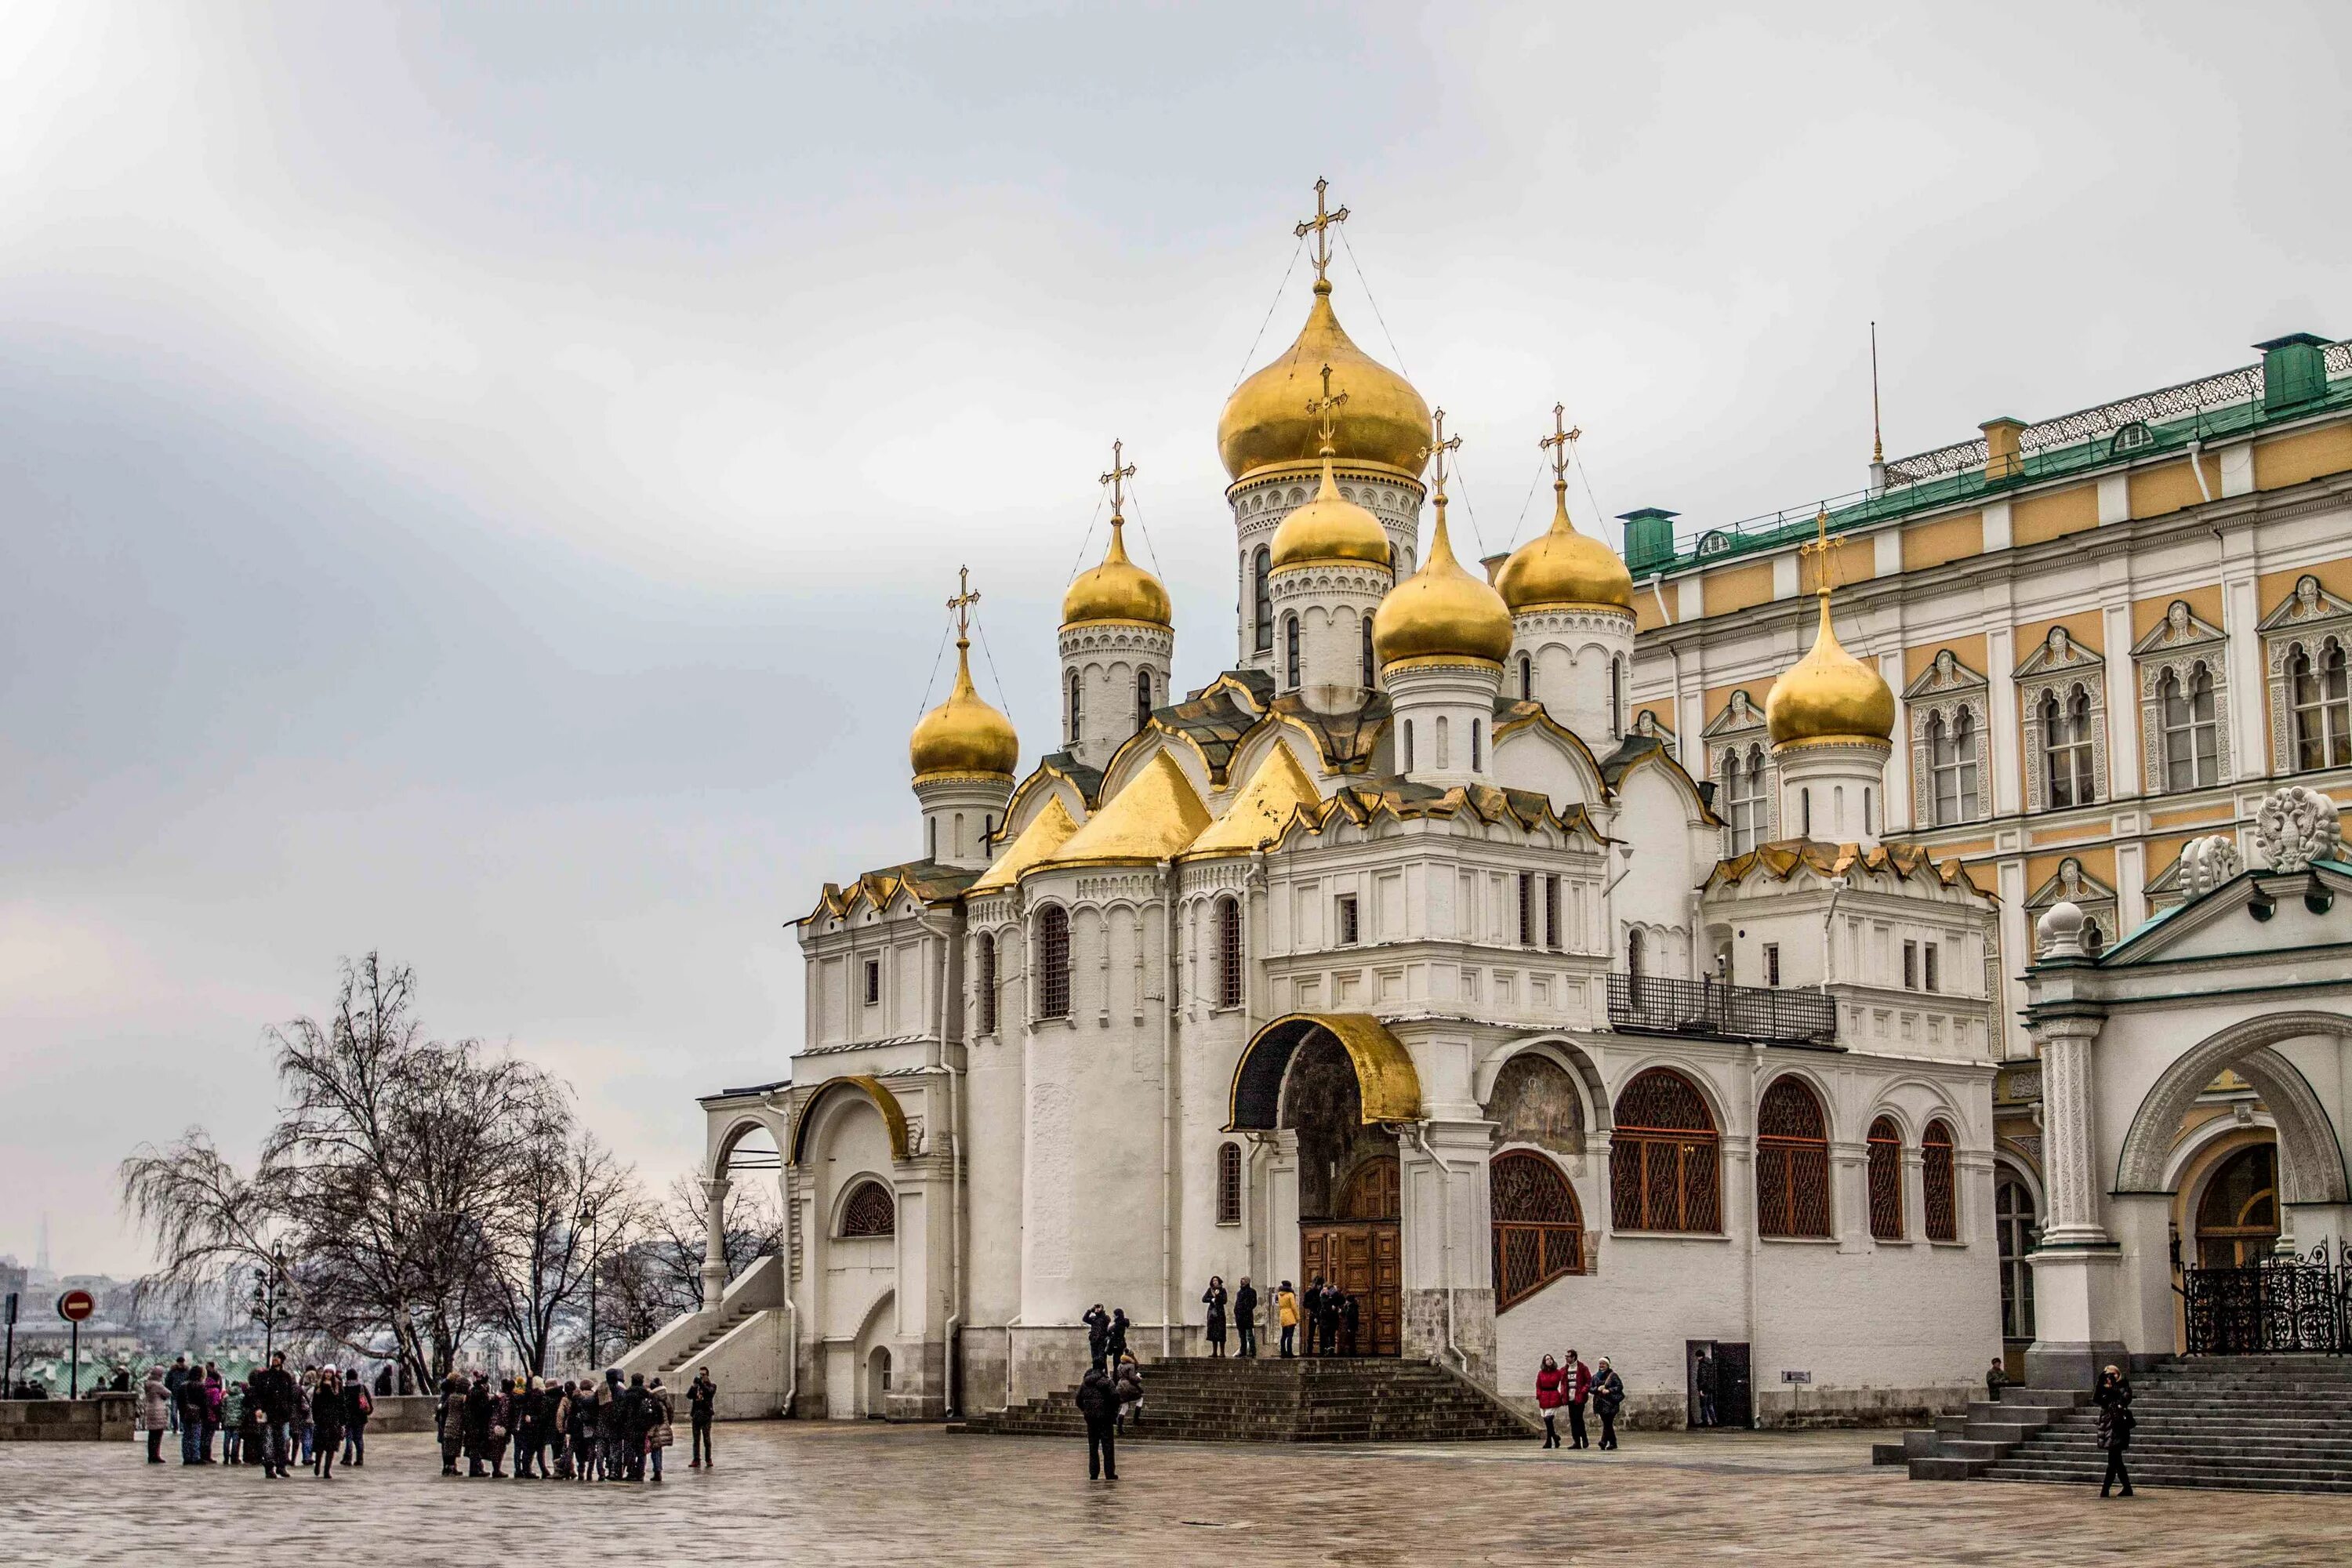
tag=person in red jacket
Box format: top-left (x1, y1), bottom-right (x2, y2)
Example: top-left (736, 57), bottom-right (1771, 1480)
top-left (1535, 1355), bottom-right (1566, 1448)
top-left (1564, 1349), bottom-right (1594, 1450)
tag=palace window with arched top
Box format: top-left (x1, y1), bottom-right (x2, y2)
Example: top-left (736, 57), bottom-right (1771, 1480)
top-left (2159, 663), bottom-right (2219, 791)
top-left (1922, 1119), bottom-right (1958, 1242)
top-left (1722, 744), bottom-right (1768, 854)
top-left (1215, 895), bottom-right (1243, 1010)
top-left (1034, 905), bottom-right (1071, 1021)
top-left (1926, 709), bottom-right (1982, 825)
top-left (1253, 546), bottom-right (1273, 653)
top-left (1755, 1076), bottom-right (1831, 1239)
top-left (1491, 1150), bottom-right (1585, 1308)
top-left (2039, 685), bottom-right (2098, 808)
top-left (1867, 1116), bottom-right (1905, 1240)
top-left (839, 1180), bottom-right (896, 1239)
top-left (2291, 638), bottom-right (2351, 771)
top-left (1610, 1069), bottom-right (1719, 1233)
top-left (975, 932), bottom-right (998, 1036)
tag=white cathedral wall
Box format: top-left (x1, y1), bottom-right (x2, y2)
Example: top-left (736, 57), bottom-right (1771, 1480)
top-left (1491, 727), bottom-right (1598, 811)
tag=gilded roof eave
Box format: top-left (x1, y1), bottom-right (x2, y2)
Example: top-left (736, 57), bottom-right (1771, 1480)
top-left (1703, 837), bottom-right (1994, 902)
top-left (786, 1074), bottom-right (911, 1166)
top-left (969, 796), bottom-right (1080, 895)
top-left (1039, 750), bottom-right (1212, 872)
top-left (1225, 1011), bottom-right (1424, 1131)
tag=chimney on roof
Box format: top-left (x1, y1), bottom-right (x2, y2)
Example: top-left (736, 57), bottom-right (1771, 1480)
top-left (2256, 332), bottom-right (2331, 414)
top-left (1981, 417), bottom-right (2027, 482)
top-left (1618, 507), bottom-right (1679, 578)
top-left (1480, 550), bottom-right (1508, 586)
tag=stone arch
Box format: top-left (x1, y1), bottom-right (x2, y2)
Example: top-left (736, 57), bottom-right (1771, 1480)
top-left (1756, 1062), bottom-right (1841, 1142)
top-left (2114, 1011), bottom-right (2352, 1203)
top-left (788, 1076), bottom-right (912, 1167)
top-left (1472, 1036), bottom-right (1611, 1133)
top-left (707, 1109), bottom-right (787, 1178)
top-left (1606, 1053), bottom-right (1731, 1137)
top-left (829, 1171), bottom-right (898, 1238)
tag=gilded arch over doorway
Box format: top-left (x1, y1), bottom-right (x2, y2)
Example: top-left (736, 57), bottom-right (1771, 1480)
top-left (788, 1075), bottom-right (913, 1167)
top-left (1225, 1012), bottom-right (1422, 1131)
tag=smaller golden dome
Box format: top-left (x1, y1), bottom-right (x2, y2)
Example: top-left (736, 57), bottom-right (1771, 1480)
top-left (1270, 452), bottom-right (1392, 571)
top-left (1372, 499), bottom-right (1513, 668)
top-left (910, 639), bottom-right (1019, 779)
top-left (1766, 594), bottom-right (1895, 747)
top-left (1496, 482), bottom-right (1634, 613)
top-left (1062, 517), bottom-right (1170, 628)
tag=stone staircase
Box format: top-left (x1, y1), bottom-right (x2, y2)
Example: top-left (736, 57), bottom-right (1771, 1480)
top-left (953, 1356), bottom-right (1539, 1444)
top-left (1884, 1357), bottom-right (2352, 1494)
top-left (649, 1295), bottom-right (762, 1380)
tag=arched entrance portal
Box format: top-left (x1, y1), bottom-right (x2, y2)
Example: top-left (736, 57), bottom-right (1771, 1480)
top-left (1229, 1014), bottom-right (1423, 1359)
top-left (2194, 1142), bottom-right (2280, 1268)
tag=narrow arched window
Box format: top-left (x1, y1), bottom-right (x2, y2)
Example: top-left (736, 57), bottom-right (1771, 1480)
top-left (1863, 787), bottom-right (1873, 836)
top-left (1216, 1142), bottom-right (1243, 1226)
top-left (1362, 616), bottom-right (1376, 689)
top-left (1610, 1069), bottom-right (1719, 1233)
top-left (1402, 719), bottom-right (1415, 771)
top-left (2161, 663), bottom-right (2219, 790)
top-left (1137, 668), bottom-right (1154, 731)
top-left (1215, 895), bottom-right (1243, 1009)
top-left (1867, 1116), bottom-right (1904, 1240)
top-left (1471, 718), bottom-right (1483, 771)
top-left (1253, 546), bottom-right (1273, 653)
top-left (1610, 656), bottom-right (1624, 737)
top-left (1756, 1076), bottom-right (1831, 1239)
top-left (1436, 715), bottom-right (1451, 770)
top-left (1799, 787), bottom-right (1812, 839)
top-left (1036, 905), bottom-right (1071, 1020)
top-left (1519, 654), bottom-right (1533, 701)
top-left (927, 815), bottom-right (938, 862)
top-left (839, 1180), bottom-right (896, 1238)
top-left (1626, 927), bottom-right (1645, 980)
top-left (1922, 1119), bottom-right (1958, 1242)
top-left (1067, 670), bottom-right (1084, 748)
top-left (975, 933), bottom-right (998, 1036)
top-left (1284, 614), bottom-right (1301, 688)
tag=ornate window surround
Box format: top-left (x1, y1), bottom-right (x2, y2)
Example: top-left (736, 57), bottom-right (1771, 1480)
top-left (1903, 648), bottom-right (1990, 826)
top-left (2130, 599), bottom-right (2232, 793)
top-left (2016, 627), bottom-right (2108, 812)
top-left (2258, 573), bottom-right (2352, 775)
top-left (2024, 855), bottom-right (2118, 953)
top-left (1701, 690), bottom-right (1775, 852)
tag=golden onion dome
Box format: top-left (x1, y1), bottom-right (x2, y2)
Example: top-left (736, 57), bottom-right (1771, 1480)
top-left (909, 638), bottom-right (1019, 779)
top-left (1371, 499), bottom-right (1513, 667)
top-left (1766, 594), bottom-right (1896, 747)
top-left (1218, 281), bottom-right (1432, 481)
top-left (1495, 482), bottom-right (1635, 613)
top-left (1269, 452), bottom-right (1392, 571)
top-left (1061, 517), bottom-right (1171, 628)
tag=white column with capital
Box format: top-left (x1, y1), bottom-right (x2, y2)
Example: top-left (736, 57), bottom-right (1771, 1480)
top-left (699, 1174), bottom-right (732, 1312)
top-left (2022, 1012), bottom-right (2127, 1388)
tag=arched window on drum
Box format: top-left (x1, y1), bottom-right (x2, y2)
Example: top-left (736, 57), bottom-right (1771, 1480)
top-left (1867, 1116), bottom-right (1905, 1240)
top-left (1490, 1150), bottom-right (1584, 1309)
top-left (1755, 1076), bottom-right (1831, 1238)
top-left (1034, 905), bottom-right (1071, 1021)
top-left (1609, 1068), bottom-right (1719, 1233)
top-left (1922, 1118), bottom-right (1958, 1241)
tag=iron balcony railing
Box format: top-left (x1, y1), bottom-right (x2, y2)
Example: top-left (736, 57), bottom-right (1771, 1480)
top-left (1606, 973), bottom-right (1838, 1047)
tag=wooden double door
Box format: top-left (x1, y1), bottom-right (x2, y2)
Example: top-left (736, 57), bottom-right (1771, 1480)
top-left (1299, 1223), bottom-right (1401, 1356)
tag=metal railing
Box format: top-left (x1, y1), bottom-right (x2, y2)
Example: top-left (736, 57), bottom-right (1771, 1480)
top-left (1606, 973), bottom-right (1838, 1046)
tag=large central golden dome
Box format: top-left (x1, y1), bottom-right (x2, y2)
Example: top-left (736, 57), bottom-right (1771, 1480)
top-left (1766, 595), bottom-right (1895, 748)
top-left (1062, 517), bottom-right (1171, 627)
top-left (1218, 281), bottom-right (1432, 481)
top-left (1372, 501), bottom-right (1513, 667)
top-left (910, 639), bottom-right (1019, 779)
top-left (1496, 482), bottom-right (1635, 613)
top-left (1270, 452), bottom-right (1392, 571)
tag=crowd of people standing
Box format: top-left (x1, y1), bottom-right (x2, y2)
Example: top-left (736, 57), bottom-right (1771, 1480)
top-left (141, 1352), bottom-right (372, 1478)
top-left (434, 1367), bottom-right (714, 1483)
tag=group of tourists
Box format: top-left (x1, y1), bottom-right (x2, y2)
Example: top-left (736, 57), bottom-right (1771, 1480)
top-left (434, 1367), bottom-right (717, 1483)
top-left (1195, 1274), bottom-right (1375, 1360)
top-left (140, 1352), bottom-right (372, 1479)
top-left (1534, 1352), bottom-right (1623, 1451)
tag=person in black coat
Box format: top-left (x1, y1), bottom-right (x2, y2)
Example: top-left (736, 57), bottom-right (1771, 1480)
top-left (688, 1369), bottom-right (718, 1468)
top-left (1074, 1365), bottom-right (1119, 1481)
top-left (463, 1374), bottom-right (493, 1477)
top-left (2095, 1366), bottom-right (2135, 1499)
top-left (1233, 1278), bottom-right (1259, 1359)
top-left (341, 1370), bottom-right (371, 1468)
top-left (1592, 1358), bottom-right (1624, 1450)
top-left (1106, 1308), bottom-right (1131, 1367)
top-left (248, 1354), bottom-right (298, 1479)
top-left (1083, 1305), bottom-right (1111, 1372)
top-left (1301, 1277), bottom-right (1325, 1357)
top-left (310, 1370), bottom-right (345, 1479)
top-left (1315, 1289), bottom-right (1342, 1358)
top-left (1202, 1277), bottom-right (1229, 1358)
top-left (1339, 1292), bottom-right (1361, 1356)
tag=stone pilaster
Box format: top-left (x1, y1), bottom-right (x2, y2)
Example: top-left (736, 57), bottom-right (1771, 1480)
top-left (2031, 1014), bottom-right (2110, 1247)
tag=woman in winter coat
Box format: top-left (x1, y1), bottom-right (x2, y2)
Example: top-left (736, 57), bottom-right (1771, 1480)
top-left (485, 1378), bottom-right (514, 1478)
top-left (1112, 1356), bottom-right (1144, 1435)
top-left (139, 1367), bottom-right (171, 1464)
top-left (1592, 1358), bottom-right (1624, 1450)
top-left (1276, 1282), bottom-right (1300, 1358)
top-left (1106, 1309), bottom-right (1131, 1367)
top-left (1202, 1277), bottom-right (1229, 1358)
top-left (1535, 1355), bottom-right (1566, 1449)
top-left (645, 1377), bottom-right (675, 1483)
top-left (310, 1370), bottom-right (345, 1479)
top-left (2095, 1366), bottom-right (2135, 1499)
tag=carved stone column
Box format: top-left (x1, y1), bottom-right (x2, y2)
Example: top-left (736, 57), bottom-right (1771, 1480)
top-left (2032, 1014), bottom-right (2110, 1248)
top-left (699, 1174), bottom-right (733, 1312)
top-left (2022, 1009), bottom-right (2125, 1388)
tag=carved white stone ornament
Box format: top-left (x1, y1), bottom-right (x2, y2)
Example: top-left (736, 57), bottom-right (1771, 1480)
top-left (2254, 784), bottom-right (2346, 873)
top-left (2177, 833), bottom-right (2242, 898)
top-left (2035, 898), bottom-right (2088, 960)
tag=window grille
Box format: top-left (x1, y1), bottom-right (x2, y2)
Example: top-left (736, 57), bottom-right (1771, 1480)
top-left (1922, 1120), bottom-right (1958, 1242)
top-left (1216, 1142), bottom-right (1243, 1225)
top-left (1544, 876), bottom-right (1560, 950)
top-left (1755, 1077), bottom-right (1831, 1239)
top-left (863, 958), bottom-right (881, 1007)
top-left (2292, 640), bottom-right (2351, 771)
top-left (1137, 668), bottom-right (1154, 731)
top-left (976, 934), bottom-right (997, 1036)
top-left (1516, 873), bottom-right (1534, 946)
top-left (1067, 670), bottom-right (1083, 747)
top-left (1762, 942), bottom-right (1780, 988)
top-left (1996, 1177), bottom-right (2037, 1338)
top-left (1490, 1150), bottom-right (1584, 1309)
top-left (1253, 547), bottom-right (1272, 653)
top-left (1867, 1116), bottom-right (1905, 1240)
top-left (1284, 615), bottom-right (1301, 688)
top-left (1609, 1069), bottom-right (1720, 1233)
top-left (1922, 943), bottom-right (1940, 993)
top-left (1335, 895), bottom-right (1359, 948)
top-left (1215, 897), bottom-right (1243, 1009)
top-left (1036, 906), bottom-right (1071, 1020)
top-left (840, 1181), bottom-right (896, 1238)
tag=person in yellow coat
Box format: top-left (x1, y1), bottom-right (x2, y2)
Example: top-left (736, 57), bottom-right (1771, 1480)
top-left (1276, 1280), bottom-right (1300, 1359)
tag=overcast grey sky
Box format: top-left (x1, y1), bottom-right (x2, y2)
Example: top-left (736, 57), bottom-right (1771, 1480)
top-left (5, 2), bottom-right (2346, 1273)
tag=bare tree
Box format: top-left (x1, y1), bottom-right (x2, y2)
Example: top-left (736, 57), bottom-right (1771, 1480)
top-left (118, 1129), bottom-right (279, 1319)
top-left (607, 1172), bottom-right (779, 1334)
top-left (479, 1124), bottom-right (643, 1374)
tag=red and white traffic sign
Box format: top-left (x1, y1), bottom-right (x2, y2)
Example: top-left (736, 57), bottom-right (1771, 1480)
top-left (56, 1289), bottom-right (95, 1323)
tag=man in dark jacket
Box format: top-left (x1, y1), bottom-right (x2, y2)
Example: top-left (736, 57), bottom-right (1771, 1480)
top-left (2096, 1366), bottom-right (2134, 1498)
top-left (1564, 1348), bottom-right (1592, 1450)
top-left (1233, 1278), bottom-right (1258, 1359)
top-left (341, 1370), bottom-right (371, 1468)
top-left (623, 1372), bottom-right (655, 1481)
top-left (1315, 1288), bottom-right (1341, 1359)
top-left (1339, 1292), bottom-right (1361, 1356)
top-left (599, 1369), bottom-right (629, 1482)
top-left (1301, 1278), bottom-right (1325, 1357)
top-left (248, 1353), bottom-right (298, 1479)
top-left (463, 1373), bottom-right (492, 1477)
top-left (1074, 1365), bottom-right (1118, 1481)
top-left (164, 1356), bottom-right (188, 1436)
top-left (174, 1365), bottom-right (211, 1465)
top-left (1592, 1358), bottom-right (1624, 1450)
top-left (688, 1368), bottom-right (717, 1468)
top-left (1083, 1305), bottom-right (1110, 1372)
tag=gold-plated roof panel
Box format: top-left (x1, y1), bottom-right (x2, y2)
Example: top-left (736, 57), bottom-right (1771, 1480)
top-left (786, 1074), bottom-right (911, 1166)
top-left (1183, 742), bottom-right (1321, 858)
top-left (1045, 750), bottom-right (1211, 868)
top-left (969, 796), bottom-right (1080, 894)
top-left (1062, 517), bottom-right (1171, 628)
top-left (1766, 596), bottom-right (1896, 746)
top-left (1269, 454), bottom-right (1392, 570)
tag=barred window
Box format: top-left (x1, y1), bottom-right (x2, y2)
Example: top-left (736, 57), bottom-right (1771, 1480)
top-left (1922, 1119), bottom-right (1958, 1242)
top-left (1334, 895), bottom-right (1359, 947)
top-left (975, 933), bottom-right (998, 1036)
top-left (1362, 616), bottom-right (1376, 688)
top-left (1609, 1069), bottom-right (1720, 1233)
top-left (1755, 1076), bottom-right (1831, 1239)
top-left (1216, 1142), bottom-right (1243, 1226)
top-left (1035, 905), bottom-right (1071, 1020)
top-left (1519, 653), bottom-right (1533, 701)
top-left (839, 1181), bottom-right (896, 1239)
top-left (1253, 546), bottom-right (1273, 653)
top-left (1215, 896), bottom-right (1243, 1009)
top-left (1517, 873), bottom-right (1534, 946)
top-left (1544, 875), bottom-right (1560, 950)
top-left (1490, 1150), bottom-right (1584, 1309)
top-left (1867, 1116), bottom-right (1905, 1241)
top-left (1138, 668), bottom-right (1155, 731)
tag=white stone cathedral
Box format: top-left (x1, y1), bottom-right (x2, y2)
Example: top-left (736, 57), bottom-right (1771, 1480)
top-left (623, 194), bottom-right (2009, 1429)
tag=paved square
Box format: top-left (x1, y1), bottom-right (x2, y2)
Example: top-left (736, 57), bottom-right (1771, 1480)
top-left (5, 1425), bottom-right (2347, 1566)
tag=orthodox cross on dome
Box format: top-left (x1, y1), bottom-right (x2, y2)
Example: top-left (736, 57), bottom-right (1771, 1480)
top-left (1306, 362), bottom-right (1349, 453)
top-left (946, 565), bottom-right (981, 641)
top-left (1537, 401), bottom-right (1581, 485)
top-left (1294, 177), bottom-right (1350, 286)
top-left (1798, 508), bottom-right (1838, 600)
top-left (1422, 407), bottom-right (1463, 499)
top-left (1098, 439), bottom-right (1137, 520)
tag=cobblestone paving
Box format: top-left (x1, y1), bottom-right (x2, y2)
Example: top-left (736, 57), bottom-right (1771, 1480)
top-left (5, 1425), bottom-right (2348, 1566)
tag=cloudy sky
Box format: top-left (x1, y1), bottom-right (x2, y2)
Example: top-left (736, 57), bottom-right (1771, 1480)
top-left (5, 2), bottom-right (2345, 1274)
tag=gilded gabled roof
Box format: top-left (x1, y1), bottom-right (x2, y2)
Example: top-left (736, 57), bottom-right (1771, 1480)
top-left (1046, 750), bottom-right (1212, 868)
top-left (1704, 837), bottom-right (1991, 900)
top-left (1184, 742), bottom-right (1322, 859)
top-left (969, 796), bottom-right (1080, 895)
top-left (800, 859), bottom-right (980, 925)
top-left (1152, 681), bottom-right (1265, 786)
top-left (1598, 731), bottom-right (1726, 827)
top-left (1301, 775), bottom-right (1606, 849)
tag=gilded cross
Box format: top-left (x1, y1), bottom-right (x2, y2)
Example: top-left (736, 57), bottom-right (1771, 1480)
top-left (1305, 362), bottom-right (1348, 450)
top-left (1099, 439), bottom-right (1137, 517)
top-left (1537, 401), bottom-right (1582, 483)
top-left (946, 565), bottom-right (981, 638)
top-left (1797, 508), bottom-right (1837, 599)
top-left (1422, 407), bottom-right (1463, 495)
top-left (1293, 176), bottom-right (1350, 285)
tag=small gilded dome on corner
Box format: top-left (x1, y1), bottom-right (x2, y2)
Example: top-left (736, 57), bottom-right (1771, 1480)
top-left (1496, 486), bottom-right (1634, 613)
top-left (1270, 456), bottom-right (1392, 571)
top-left (1766, 597), bottom-right (1895, 747)
top-left (910, 640), bottom-right (1019, 780)
top-left (1372, 506), bottom-right (1513, 668)
top-left (1062, 518), bottom-right (1171, 628)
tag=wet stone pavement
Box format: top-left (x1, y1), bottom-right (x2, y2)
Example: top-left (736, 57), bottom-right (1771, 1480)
top-left (5, 1424), bottom-right (2348, 1566)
